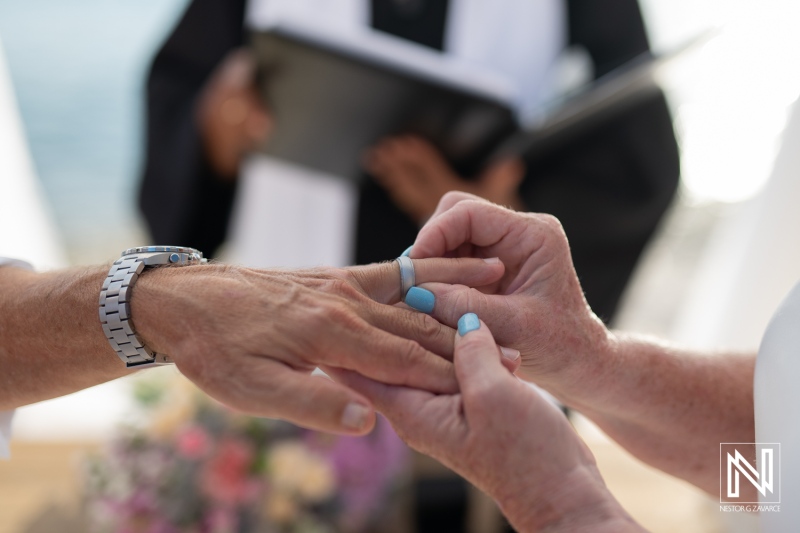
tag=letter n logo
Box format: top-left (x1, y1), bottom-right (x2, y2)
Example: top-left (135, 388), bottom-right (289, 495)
top-left (720, 443), bottom-right (781, 504)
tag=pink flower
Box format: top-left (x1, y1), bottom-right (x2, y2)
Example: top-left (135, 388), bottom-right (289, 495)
top-left (200, 438), bottom-right (260, 506)
top-left (176, 426), bottom-right (211, 459)
top-left (308, 416), bottom-right (409, 529)
top-left (206, 506), bottom-right (239, 533)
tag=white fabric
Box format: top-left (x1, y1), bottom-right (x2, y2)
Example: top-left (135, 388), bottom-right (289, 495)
top-left (248, 0), bottom-right (369, 33)
top-left (233, 0), bottom-right (565, 269)
top-left (228, 157), bottom-right (357, 268)
top-left (749, 101), bottom-right (800, 531)
top-left (247, 0), bottom-right (565, 117)
top-left (0, 256), bottom-right (33, 271)
top-left (445, 0), bottom-right (566, 119)
top-left (0, 256), bottom-right (33, 459)
top-left (0, 38), bottom-right (67, 271)
top-left (673, 99), bottom-right (800, 351)
top-left (756, 279), bottom-right (800, 531)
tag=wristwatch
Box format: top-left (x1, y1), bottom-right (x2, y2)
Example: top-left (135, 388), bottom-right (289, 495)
top-left (99, 246), bottom-right (206, 368)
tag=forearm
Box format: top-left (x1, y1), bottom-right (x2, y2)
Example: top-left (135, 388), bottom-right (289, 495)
top-left (0, 266), bottom-right (129, 409)
top-left (551, 332), bottom-right (755, 496)
top-left (497, 464), bottom-right (646, 533)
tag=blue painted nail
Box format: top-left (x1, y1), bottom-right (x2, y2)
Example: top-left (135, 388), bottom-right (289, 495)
top-left (405, 286), bottom-right (435, 314)
top-left (401, 245), bottom-right (413, 257)
top-left (458, 313), bottom-right (480, 336)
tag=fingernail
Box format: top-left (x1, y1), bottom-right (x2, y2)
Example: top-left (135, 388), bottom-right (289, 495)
top-left (483, 257), bottom-right (501, 264)
top-left (405, 286), bottom-right (435, 314)
top-left (500, 346), bottom-right (520, 362)
top-left (342, 402), bottom-right (371, 431)
top-left (457, 313), bottom-right (480, 336)
top-left (401, 245), bottom-right (413, 257)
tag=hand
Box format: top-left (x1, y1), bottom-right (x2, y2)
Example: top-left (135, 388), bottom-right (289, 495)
top-left (331, 316), bottom-right (642, 533)
top-left (408, 194), bottom-right (760, 501)
top-left (407, 192), bottom-right (614, 401)
top-left (365, 136), bottom-right (525, 224)
top-left (196, 48), bottom-right (272, 178)
top-left (131, 258), bottom-right (504, 435)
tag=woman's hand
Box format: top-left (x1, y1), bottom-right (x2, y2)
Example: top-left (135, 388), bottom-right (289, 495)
top-left (330, 316), bottom-right (642, 533)
top-left (196, 48), bottom-right (272, 179)
top-left (131, 258), bottom-right (504, 435)
top-left (406, 192), bottom-right (614, 400)
top-left (365, 136), bottom-right (525, 224)
top-left (408, 193), bottom-right (760, 500)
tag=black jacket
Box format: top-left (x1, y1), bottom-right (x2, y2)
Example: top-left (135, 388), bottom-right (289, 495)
top-left (139, 0), bottom-right (679, 322)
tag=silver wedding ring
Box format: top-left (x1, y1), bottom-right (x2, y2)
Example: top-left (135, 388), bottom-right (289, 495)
top-left (396, 256), bottom-right (416, 297)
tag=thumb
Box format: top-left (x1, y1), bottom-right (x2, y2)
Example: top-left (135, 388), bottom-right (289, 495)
top-left (425, 191), bottom-right (484, 222)
top-left (454, 314), bottom-right (513, 413)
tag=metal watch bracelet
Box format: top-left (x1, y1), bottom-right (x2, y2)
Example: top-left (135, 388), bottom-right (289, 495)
top-left (99, 246), bottom-right (204, 368)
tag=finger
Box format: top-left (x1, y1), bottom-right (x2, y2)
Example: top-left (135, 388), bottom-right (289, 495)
top-left (404, 136), bottom-right (452, 172)
top-left (390, 294), bottom-right (520, 371)
top-left (324, 367), bottom-right (465, 453)
top-left (324, 366), bottom-right (432, 420)
top-left (244, 91), bottom-right (272, 142)
top-left (453, 316), bottom-right (514, 413)
top-left (361, 302), bottom-right (456, 360)
top-left (346, 257), bottom-right (504, 305)
top-left (499, 346), bottom-right (522, 374)
top-left (328, 321), bottom-right (459, 394)
top-left (412, 281), bottom-right (497, 330)
top-left (204, 357), bottom-right (376, 435)
top-left (424, 190), bottom-right (483, 223)
top-left (413, 199), bottom-right (521, 259)
top-left (365, 143), bottom-right (396, 176)
top-left (220, 48), bottom-right (258, 89)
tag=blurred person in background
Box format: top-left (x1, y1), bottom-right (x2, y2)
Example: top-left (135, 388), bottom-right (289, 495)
top-left (140, 0), bottom-right (679, 325)
top-left (138, 0), bottom-right (678, 530)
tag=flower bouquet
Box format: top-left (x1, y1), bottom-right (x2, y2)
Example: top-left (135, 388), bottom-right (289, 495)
top-left (81, 375), bottom-right (409, 533)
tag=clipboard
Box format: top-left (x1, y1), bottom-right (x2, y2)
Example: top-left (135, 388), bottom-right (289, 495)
top-left (250, 20), bottom-right (518, 179)
top-left (250, 18), bottom-right (712, 177)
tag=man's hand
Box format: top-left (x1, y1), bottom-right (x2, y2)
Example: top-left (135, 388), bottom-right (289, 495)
top-left (331, 316), bottom-right (643, 533)
top-left (131, 258), bottom-right (504, 435)
top-left (406, 192), bottom-right (613, 398)
top-left (365, 136), bottom-right (524, 224)
top-left (196, 48), bottom-right (272, 179)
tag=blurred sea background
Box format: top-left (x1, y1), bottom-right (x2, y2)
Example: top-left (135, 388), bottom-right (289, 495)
top-left (0, 0), bottom-right (190, 264)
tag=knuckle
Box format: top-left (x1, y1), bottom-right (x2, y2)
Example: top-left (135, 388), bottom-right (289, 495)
top-left (327, 276), bottom-right (363, 300)
top-left (399, 339), bottom-right (427, 367)
top-left (324, 302), bottom-right (362, 332)
top-left (350, 263), bottom-right (392, 290)
top-left (299, 295), bottom-right (331, 330)
top-left (441, 190), bottom-right (468, 206)
top-left (452, 287), bottom-right (488, 317)
top-left (536, 213), bottom-right (566, 236)
top-left (416, 312), bottom-right (448, 341)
